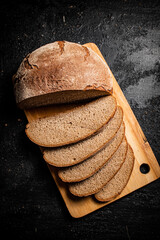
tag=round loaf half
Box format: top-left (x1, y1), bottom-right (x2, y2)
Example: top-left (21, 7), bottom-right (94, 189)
top-left (13, 41), bottom-right (113, 109)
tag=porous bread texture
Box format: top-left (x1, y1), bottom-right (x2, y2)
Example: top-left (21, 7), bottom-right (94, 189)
top-left (69, 138), bottom-right (128, 197)
top-left (58, 122), bottom-right (125, 182)
top-left (95, 145), bottom-right (135, 202)
top-left (43, 105), bottom-right (123, 166)
top-left (18, 90), bottom-right (109, 109)
top-left (13, 41), bottom-right (113, 109)
top-left (25, 95), bottom-right (116, 147)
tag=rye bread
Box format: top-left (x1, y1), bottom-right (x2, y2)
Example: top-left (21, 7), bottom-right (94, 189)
top-left (95, 145), bottom-right (135, 202)
top-left (69, 138), bottom-right (128, 197)
top-left (43, 106), bottom-right (123, 166)
top-left (13, 41), bottom-right (113, 109)
top-left (25, 95), bottom-right (116, 147)
top-left (58, 122), bottom-right (125, 182)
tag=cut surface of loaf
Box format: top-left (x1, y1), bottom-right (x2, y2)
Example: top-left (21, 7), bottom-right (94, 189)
top-left (25, 95), bottom-right (116, 147)
top-left (13, 41), bottom-right (113, 109)
top-left (58, 122), bottom-right (125, 182)
top-left (95, 145), bottom-right (135, 202)
top-left (43, 105), bottom-right (123, 166)
top-left (69, 138), bottom-right (128, 197)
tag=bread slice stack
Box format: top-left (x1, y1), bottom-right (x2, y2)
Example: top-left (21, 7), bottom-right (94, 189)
top-left (25, 95), bottom-right (134, 202)
top-left (13, 41), bottom-right (135, 202)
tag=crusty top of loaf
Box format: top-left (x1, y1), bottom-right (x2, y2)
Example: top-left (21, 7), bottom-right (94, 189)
top-left (13, 41), bottom-right (113, 104)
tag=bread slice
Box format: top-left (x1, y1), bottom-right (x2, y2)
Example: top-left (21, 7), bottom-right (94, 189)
top-left (69, 138), bottom-right (128, 197)
top-left (43, 106), bottom-right (123, 166)
top-left (25, 95), bottom-right (116, 147)
top-left (58, 122), bottom-right (125, 182)
top-left (95, 145), bottom-right (135, 202)
top-left (13, 41), bottom-right (113, 109)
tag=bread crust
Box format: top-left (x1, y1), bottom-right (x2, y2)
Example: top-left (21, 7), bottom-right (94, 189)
top-left (13, 41), bottom-right (113, 108)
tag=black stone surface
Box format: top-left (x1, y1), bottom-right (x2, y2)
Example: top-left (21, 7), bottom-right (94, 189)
top-left (0, 0), bottom-right (160, 239)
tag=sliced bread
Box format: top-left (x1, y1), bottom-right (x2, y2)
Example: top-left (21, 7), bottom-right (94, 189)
top-left (58, 122), bottom-right (125, 182)
top-left (43, 106), bottom-right (123, 166)
top-left (69, 138), bottom-right (128, 197)
top-left (25, 95), bottom-right (116, 147)
top-left (95, 145), bottom-right (135, 202)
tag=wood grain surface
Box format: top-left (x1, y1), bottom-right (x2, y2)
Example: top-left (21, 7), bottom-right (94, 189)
top-left (24, 43), bottom-right (160, 218)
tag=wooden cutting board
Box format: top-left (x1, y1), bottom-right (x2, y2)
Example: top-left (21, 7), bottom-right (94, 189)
top-left (24, 43), bottom-right (160, 218)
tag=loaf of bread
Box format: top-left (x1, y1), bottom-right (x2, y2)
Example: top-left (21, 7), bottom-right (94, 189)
top-left (13, 41), bottom-right (113, 109)
top-left (13, 40), bottom-right (136, 205)
top-left (25, 95), bottom-right (116, 147)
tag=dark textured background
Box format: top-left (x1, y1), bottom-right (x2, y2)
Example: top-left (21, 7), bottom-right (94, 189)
top-left (0, 0), bottom-right (160, 239)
